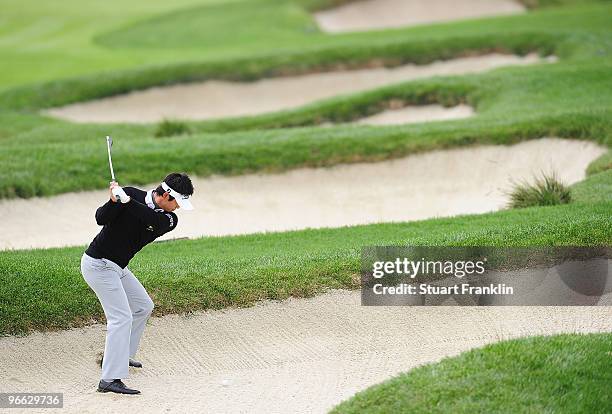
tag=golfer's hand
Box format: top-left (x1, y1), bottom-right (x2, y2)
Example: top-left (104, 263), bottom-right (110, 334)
top-left (111, 183), bottom-right (130, 204)
top-left (109, 181), bottom-right (119, 202)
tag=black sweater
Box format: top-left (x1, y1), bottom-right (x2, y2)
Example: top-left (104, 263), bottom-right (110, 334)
top-left (85, 187), bottom-right (178, 268)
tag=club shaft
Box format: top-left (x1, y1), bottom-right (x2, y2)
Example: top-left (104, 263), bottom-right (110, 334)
top-left (106, 136), bottom-right (115, 181)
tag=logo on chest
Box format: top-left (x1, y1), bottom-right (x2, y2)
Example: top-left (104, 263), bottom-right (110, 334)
top-left (146, 225), bottom-right (154, 232)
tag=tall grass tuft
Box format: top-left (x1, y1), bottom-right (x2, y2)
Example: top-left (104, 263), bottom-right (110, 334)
top-left (508, 172), bottom-right (571, 208)
top-left (155, 119), bottom-right (191, 138)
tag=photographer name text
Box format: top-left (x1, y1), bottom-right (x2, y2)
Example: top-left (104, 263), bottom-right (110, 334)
top-left (372, 283), bottom-right (513, 296)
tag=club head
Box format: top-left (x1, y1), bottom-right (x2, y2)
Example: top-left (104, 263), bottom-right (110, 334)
top-left (106, 135), bottom-right (113, 148)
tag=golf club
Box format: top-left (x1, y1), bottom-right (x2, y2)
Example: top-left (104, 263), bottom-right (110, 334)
top-left (106, 135), bottom-right (129, 202)
top-left (106, 135), bottom-right (115, 182)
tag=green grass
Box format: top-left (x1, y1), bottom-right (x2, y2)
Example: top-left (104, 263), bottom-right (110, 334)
top-left (155, 119), bottom-right (192, 138)
top-left (0, 0), bottom-right (218, 90)
top-left (330, 333), bottom-right (612, 414)
top-left (0, 0), bottom-right (603, 91)
top-left (587, 150), bottom-right (612, 175)
top-left (522, 0), bottom-right (608, 8)
top-left (0, 3), bottom-right (610, 198)
top-left (571, 169), bottom-right (612, 203)
top-left (1, 60), bottom-right (611, 198)
top-left (155, 59), bottom-right (612, 135)
top-left (508, 173), bottom-right (572, 208)
top-left (95, 0), bottom-right (320, 51)
top-left (1, 199), bottom-right (610, 335)
top-left (5, 3), bottom-right (612, 110)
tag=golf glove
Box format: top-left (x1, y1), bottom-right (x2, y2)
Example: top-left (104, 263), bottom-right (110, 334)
top-left (112, 186), bottom-right (131, 203)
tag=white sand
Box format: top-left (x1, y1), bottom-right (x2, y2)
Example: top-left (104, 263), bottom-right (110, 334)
top-left (1, 290), bottom-right (611, 413)
top-left (355, 104), bottom-right (473, 125)
top-left (0, 138), bottom-right (605, 251)
top-left (43, 53), bottom-right (552, 124)
top-left (315, 0), bottom-right (526, 33)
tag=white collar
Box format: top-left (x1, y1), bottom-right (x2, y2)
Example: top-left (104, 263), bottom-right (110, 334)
top-left (145, 190), bottom-right (164, 212)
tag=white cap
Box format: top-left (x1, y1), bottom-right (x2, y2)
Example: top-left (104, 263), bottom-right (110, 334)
top-left (162, 181), bottom-right (194, 210)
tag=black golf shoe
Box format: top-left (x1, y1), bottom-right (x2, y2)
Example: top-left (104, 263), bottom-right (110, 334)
top-left (97, 379), bottom-right (141, 395)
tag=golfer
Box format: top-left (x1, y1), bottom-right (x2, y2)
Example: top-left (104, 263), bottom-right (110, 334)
top-left (80, 172), bottom-right (194, 394)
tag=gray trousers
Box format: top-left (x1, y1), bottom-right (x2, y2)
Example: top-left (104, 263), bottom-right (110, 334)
top-left (81, 253), bottom-right (154, 380)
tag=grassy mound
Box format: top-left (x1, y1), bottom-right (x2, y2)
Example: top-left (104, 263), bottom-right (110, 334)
top-left (330, 333), bottom-right (612, 413)
top-left (508, 173), bottom-right (571, 208)
top-left (155, 119), bottom-right (192, 138)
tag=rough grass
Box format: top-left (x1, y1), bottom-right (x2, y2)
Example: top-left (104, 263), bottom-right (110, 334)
top-left (330, 333), bottom-right (612, 414)
top-left (0, 199), bottom-right (610, 336)
top-left (155, 119), bottom-right (192, 138)
top-left (508, 173), bottom-right (572, 208)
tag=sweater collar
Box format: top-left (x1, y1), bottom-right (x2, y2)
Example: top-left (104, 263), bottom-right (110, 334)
top-left (145, 190), bottom-right (164, 212)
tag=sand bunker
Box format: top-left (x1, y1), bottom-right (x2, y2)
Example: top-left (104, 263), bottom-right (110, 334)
top-left (0, 138), bottom-right (604, 251)
top-left (354, 104), bottom-right (473, 125)
top-left (44, 54), bottom-right (552, 124)
top-left (1, 290), bottom-right (611, 413)
top-left (315, 0), bottom-right (526, 33)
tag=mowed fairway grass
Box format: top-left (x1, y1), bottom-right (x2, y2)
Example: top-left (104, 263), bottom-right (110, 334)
top-left (330, 333), bottom-right (612, 413)
top-left (0, 0), bottom-right (611, 335)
